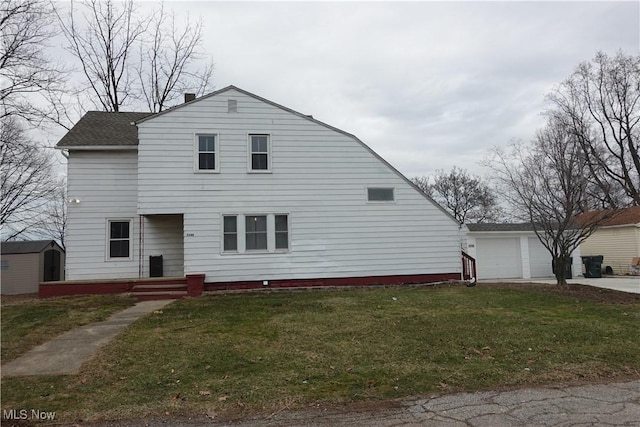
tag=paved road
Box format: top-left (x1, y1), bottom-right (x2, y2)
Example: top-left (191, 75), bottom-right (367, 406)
top-left (85, 380), bottom-right (640, 426)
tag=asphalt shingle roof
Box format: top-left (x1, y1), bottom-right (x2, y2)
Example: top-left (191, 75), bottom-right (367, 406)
top-left (1, 240), bottom-right (61, 254)
top-left (575, 206), bottom-right (640, 227)
top-left (466, 223), bottom-right (538, 232)
top-left (56, 111), bottom-right (152, 148)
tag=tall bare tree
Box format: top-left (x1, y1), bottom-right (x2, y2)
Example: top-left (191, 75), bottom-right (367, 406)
top-left (413, 167), bottom-right (503, 224)
top-left (137, 4), bottom-right (214, 112)
top-left (56, 0), bottom-right (146, 112)
top-left (485, 118), bottom-right (612, 285)
top-left (0, 0), bottom-right (67, 124)
top-left (56, 0), bottom-right (214, 113)
top-left (548, 51), bottom-right (640, 206)
top-left (1, 117), bottom-right (58, 240)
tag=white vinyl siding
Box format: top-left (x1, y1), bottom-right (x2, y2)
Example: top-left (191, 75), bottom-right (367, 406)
top-left (65, 150), bottom-right (138, 280)
top-left (134, 88), bottom-right (462, 282)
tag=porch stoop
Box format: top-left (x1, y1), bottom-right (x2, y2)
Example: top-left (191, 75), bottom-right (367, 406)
top-left (130, 283), bottom-right (188, 300)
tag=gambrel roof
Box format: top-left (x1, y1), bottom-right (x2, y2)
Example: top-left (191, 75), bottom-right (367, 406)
top-left (56, 85), bottom-right (460, 225)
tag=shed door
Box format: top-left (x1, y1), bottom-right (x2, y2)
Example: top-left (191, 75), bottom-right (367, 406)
top-left (528, 237), bottom-right (552, 278)
top-left (476, 238), bottom-right (521, 279)
top-left (43, 250), bottom-right (61, 282)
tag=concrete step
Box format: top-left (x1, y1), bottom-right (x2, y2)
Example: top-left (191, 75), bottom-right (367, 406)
top-left (132, 284), bottom-right (187, 291)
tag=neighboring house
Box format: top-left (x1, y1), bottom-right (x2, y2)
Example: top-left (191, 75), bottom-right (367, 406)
top-left (1, 240), bottom-right (65, 294)
top-left (578, 206), bottom-right (640, 275)
top-left (55, 86), bottom-right (465, 291)
top-left (466, 223), bottom-right (582, 280)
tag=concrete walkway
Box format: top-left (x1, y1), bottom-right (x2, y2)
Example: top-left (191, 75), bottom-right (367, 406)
top-left (1, 299), bottom-right (172, 377)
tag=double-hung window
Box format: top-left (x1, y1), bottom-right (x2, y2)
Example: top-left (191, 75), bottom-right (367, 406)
top-left (223, 216), bottom-right (238, 252)
top-left (245, 215), bottom-right (267, 250)
top-left (275, 214), bottom-right (288, 250)
top-left (196, 134), bottom-right (218, 171)
top-left (249, 134), bottom-right (270, 172)
top-left (108, 219), bottom-right (131, 259)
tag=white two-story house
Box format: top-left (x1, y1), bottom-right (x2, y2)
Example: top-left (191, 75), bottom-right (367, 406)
top-left (54, 86), bottom-right (467, 294)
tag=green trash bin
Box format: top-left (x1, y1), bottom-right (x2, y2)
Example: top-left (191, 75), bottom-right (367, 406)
top-left (582, 256), bottom-right (603, 278)
top-left (552, 257), bottom-right (572, 279)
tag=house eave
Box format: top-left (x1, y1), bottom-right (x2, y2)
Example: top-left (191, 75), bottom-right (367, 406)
top-left (56, 145), bottom-right (138, 151)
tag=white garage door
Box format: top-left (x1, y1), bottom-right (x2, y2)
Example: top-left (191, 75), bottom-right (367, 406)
top-left (528, 237), bottom-right (552, 278)
top-left (476, 238), bottom-right (522, 279)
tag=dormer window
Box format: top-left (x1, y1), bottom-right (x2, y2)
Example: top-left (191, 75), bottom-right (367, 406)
top-left (195, 134), bottom-right (218, 172)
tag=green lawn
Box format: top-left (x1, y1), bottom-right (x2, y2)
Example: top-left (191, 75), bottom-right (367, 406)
top-left (2, 285), bottom-right (639, 423)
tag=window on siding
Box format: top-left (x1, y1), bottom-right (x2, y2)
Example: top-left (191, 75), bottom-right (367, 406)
top-left (108, 220), bottom-right (131, 259)
top-left (223, 215), bottom-right (237, 252)
top-left (367, 187), bottom-right (395, 202)
top-left (275, 214), bottom-right (289, 250)
top-left (246, 215), bottom-right (267, 250)
top-left (1, 260), bottom-right (8, 271)
top-left (197, 134), bottom-right (217, 171)
top-left (249, 134), bottom-right (270, 171)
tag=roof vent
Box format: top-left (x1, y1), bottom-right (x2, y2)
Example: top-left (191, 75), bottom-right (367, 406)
top-left (184, 93), bottom-right (196, 103)
top-left (228, 99), bottom-right (237, 113)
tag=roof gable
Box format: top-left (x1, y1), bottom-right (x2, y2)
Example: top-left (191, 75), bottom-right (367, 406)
top-left (1, 240), bottom-right (62, 254)
top-left (56, 111), bottom-right (152, 148)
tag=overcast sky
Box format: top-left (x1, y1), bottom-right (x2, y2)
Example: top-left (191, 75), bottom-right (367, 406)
top-left (53, 1), bottom-right (640, 179)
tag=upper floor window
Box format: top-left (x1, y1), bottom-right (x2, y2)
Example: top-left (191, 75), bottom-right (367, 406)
top-left (367, 187), bottom-right (395, 202)
top-left (108, 219), bottom-right (132, 259)
top-left (249, 134), bottom-right (270, 172)
top-left (196, 134), bottom-right (218, 172)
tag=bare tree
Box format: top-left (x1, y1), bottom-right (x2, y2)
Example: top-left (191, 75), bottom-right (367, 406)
top-left (56, 0), bottom-right (214, 113)
top-left (413, 167), bottom-right (503, 224)
top-left (56, 0), bottom-right (146, 112)
top-left (548, 51), bottom-right (640, 206)
top-left (0, 117), bottom-right (58, 240)
top-left (484, 118), bottom-right (613, 285)
top-left (0, 0), bottom-right (67, 124)
top-left (38, 177), bottom-right (67, 249)
top-left (410, 176), bottom-right (433, 197)
top-left (137, 4), bottom-right (214, 112)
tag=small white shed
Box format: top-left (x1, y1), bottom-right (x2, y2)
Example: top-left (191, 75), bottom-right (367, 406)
top-left (466, 224), bottom-right (582, 281)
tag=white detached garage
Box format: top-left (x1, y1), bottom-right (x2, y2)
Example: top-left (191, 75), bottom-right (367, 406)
top-left (466, 223), bottom-right (582, 280)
